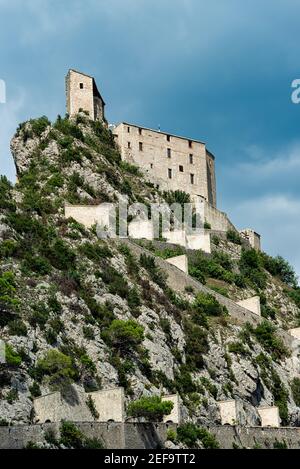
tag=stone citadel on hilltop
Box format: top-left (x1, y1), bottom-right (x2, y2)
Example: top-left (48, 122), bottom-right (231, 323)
top-left (65, 69), bottom-right (260, 250)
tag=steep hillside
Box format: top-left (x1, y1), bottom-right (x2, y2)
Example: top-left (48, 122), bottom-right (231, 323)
top-left (1, 113), bottom-right (300, 446)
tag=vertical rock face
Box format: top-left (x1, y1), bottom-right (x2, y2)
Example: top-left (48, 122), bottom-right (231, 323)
top-left (1, 113), bottom-right (300, 441)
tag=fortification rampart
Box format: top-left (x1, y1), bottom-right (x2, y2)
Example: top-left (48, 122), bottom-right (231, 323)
top-left (2, 423), bottom-right (300, 449)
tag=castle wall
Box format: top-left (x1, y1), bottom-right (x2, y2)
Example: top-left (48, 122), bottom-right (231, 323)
top-left (240, 229), bottom-right (261, 251)
top-left (237, 296), bottom-right (261, 317)
top-left (258, 407), bottom-right (280, 428)
top-left (87, 388), bottom-right (125, 422)
top-left (65, 203), bottom-right (113, 229)
top-left (202, 200), bottom-right (235, 232)
top-left (119, 239), bottom-right (296, 353)
top-left (166, 255), bottom-right (188, 274)
top-left (128, 220), bottom-right (154, 240)
top-left (162, 394), bottom-right (182, 424)
top-left (289, 328), bottom-right (300, 340)
top-left (33, 387), bottom-right (92, 424)
top-left (114, 123), bottom-right (214, 206)
top-left (219, 400), bottom-right (237, 426)
top-left (2, 423), bottom-right (300, 449)
top-left (206, 151), bottom-right (217, 207)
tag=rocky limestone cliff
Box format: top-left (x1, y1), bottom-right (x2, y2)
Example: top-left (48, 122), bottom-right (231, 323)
top-left (1, 113), bottom-right (300, 445)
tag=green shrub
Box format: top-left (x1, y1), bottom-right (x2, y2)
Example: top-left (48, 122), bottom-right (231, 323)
top-left (193, 292), bottom-right (227, 318)
top-left (155, 246), bottom-right (186, 260)
top-left (273, 439), bottom-right (287, 449)
top-left (127, 287), bottom-right (141, 309)
top-left (102, 320), bottom-right (144, 355)
top-left (29, 381), bottom-right (41, 398)
top-left (184, 321), bottom-right (208, 370)
top-left (163, 190), bottom-right (191, 205)
top-left (189, 251), bottom-right (235, 285)
top-left (177, 423), bottom-right (219, 448)
top-left (79, 242), bottom-right (112, 261)
top-left (127, 395), bottom-right (173, 422)
top-left (291, 378), bottom-right (300, 406)
top-left (0, 272), bottom-right (18, 307)
top-left (261, 253), bottom-right (297, 288)
top-left (83, 326), bottom-right (95, 340)
top-left (140, 254), bottom-right (166, 288)
top-left (35, 350), bottom-right (76, 389)
top-left (43, 239), bottom-right (76, 271)
top-left (30, 116), bottom-right (51, 136)
top-left (5, 344), bottom-right (22, 367)
top-left (253, 321), bottom-right (288, 360)
top-left (200, 377), bottom-right (218, 399)
top-left (0, 175), bottom-right (15, 210)
top-left (174, 365), bottom-right (197, 394)
top-left (8, 319), bottom-right (27, 337)
top-left (6, 388), bottom-right (18, 404)
top-left (166, 428), bottom-right (177, 443)
top-left (22, 255), bottom-right (52, 275)
top-left (239, 248), bottom-right (267, 290)
top-left (120, 161), bottom-right (142, 176)
top-left (86, 395), bottom-right (99, 420)
top-left (226, 230), bottom-right (242, 245)
top-left (59, 421), bottom-right (85, 449)
top-left (99, 266), bottom-right (129, 298)
top-left (228, 342), bottom-right (247, 355)
top-left (0, 240), bottom-right (19, 258)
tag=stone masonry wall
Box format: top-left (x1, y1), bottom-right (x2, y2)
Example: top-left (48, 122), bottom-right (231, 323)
top-left (2, 423), bottom-right (300, 449)
top-left (118, 239), bottom-right (296, 352)
top-left (114, 123), bottom-right (214, 206)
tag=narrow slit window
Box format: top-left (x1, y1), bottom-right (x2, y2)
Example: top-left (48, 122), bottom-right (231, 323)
top-left (179, 165), bottom-right (184, 172)
top-left (127, 126), bottom-right (130, 133)
top-left (189, 140), bottom-right (193, 149)
top-left (189, 154), bottom-right (193, 164)
top-left (190, 174), bottom-right (195, 184)
top-left (166, 135), bottom-right (171, 142)
top-left (128, 142), bottom-right (131, 149)
top-left (168, 168), bottom-right (172, 179)
top-left (139, 142), bottom-right (143, 151)
top-left (139, 128), bottom-right (142, 135)
top-left (167, 148), bottom-right (171, 158)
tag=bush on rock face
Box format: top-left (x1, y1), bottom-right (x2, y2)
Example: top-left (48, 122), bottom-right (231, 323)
top-left (35, 350), bottom-right (76, 389)
top-left (176, 422), bottom-right (219, 449)
top-left (127, 395), bottom-right (173, 422)
top-left (102, 320), bottom-right (144, 355)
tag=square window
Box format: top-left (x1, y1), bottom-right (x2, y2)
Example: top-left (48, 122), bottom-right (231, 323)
top-left (167, 148), bottom-right (171, 158)
top-left (190, 174), bottom-right (195, 184)
top-left (189, 154), bottom-right (193, 164)
top-left (179, 165), bottom-right (184, 172)
top-left (168, 168), bottom-right (172, 179)
top-left (139, 142), bottom-right (143, 151)
top-left (79, 83), bottom-right (84, 89)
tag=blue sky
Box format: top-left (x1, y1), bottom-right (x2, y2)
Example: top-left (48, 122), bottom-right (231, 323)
top-left (1, 0), bottom-right (300, 276)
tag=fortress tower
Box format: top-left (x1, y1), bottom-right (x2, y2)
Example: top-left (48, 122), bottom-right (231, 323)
top-left (65, 69), bottom-right (105, 121)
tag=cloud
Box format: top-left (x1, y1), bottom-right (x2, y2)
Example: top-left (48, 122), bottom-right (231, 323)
top-left (0, 88), bottom-right (26, 180)
top-left (237, 143), bottom-right (300, 178)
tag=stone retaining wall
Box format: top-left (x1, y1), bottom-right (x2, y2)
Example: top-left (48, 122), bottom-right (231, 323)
top-left (2, 423), bottom-right (300, 449)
